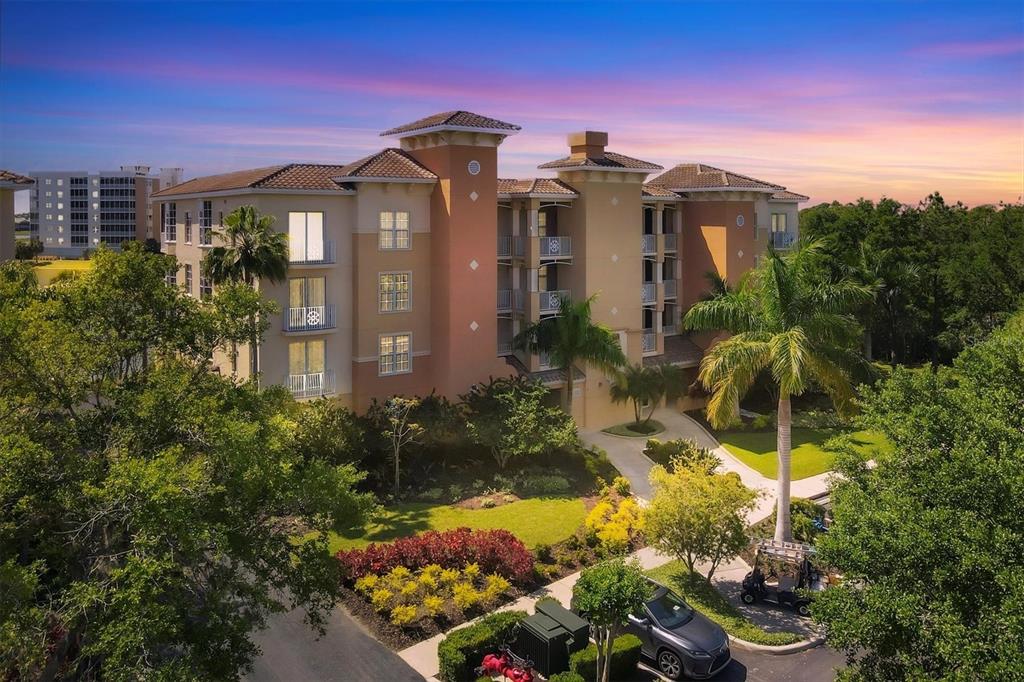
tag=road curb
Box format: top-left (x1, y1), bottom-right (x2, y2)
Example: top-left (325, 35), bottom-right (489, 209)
top-left (727, 632), bottom-right (825, 655)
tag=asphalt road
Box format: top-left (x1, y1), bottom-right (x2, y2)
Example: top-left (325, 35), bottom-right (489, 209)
top-left (633, 645), bottom-right (845, 681)
top-left (245, 605), bottom-right (422, 682)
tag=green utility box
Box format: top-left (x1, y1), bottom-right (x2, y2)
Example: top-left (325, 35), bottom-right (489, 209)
top-left (514, 602), bottom-right (590, 677)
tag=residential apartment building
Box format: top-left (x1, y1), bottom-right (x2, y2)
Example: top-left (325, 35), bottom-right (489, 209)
top-left (152, 111), bottom-right (807, 427)
top-left (1, 170), bottom-right (35, 261)
top-left (29, 166), bottom-right (183, 257)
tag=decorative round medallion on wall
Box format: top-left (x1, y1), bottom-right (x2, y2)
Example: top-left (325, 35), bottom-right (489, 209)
top-left (467, 160), bottom-right (481, 176)
top-left (736, 214), bottom-right (745, 227)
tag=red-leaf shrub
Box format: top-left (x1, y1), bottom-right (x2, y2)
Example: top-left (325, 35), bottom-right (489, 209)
top-left (337, 528), bottom-right (534, 585)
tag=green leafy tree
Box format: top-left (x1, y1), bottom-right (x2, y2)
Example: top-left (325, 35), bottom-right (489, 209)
top-left (515, 295), bottom-right (627, 416)
top-left (463, 376), bottom-right (577, 469)
top-left (293, 398), bottom-right (367, 466)
top-left (379, 396), bottom-right (423, 499)
top-left (645, 464), bottom-right (758, 580)
top-left (813, 311), bottom-right (1024, 681)
top-left (843, 243), bottom-right (919, 363)
top-left (202, 205), bottom-right (290, 376)
top-left (14, 238), bottom-right (43, 260)
top-left (571, 558), bottom-right (648, 682)
top-left (684, 242), bottom-right (873, 541)
top-left (0, 244), bottom-right (374, 680)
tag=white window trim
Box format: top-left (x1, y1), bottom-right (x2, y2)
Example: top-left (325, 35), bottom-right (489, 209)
top-left (378, 210), bottom-right (412, 251)
top-left (377, 270), bottom-right (412, 314)
top-left (378, 332), bottom-right (413, 376)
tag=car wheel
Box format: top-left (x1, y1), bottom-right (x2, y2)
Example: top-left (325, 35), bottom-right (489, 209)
top-left (657, 649), bottom-right (683, 680)
top-left (797, 602), bottom-right (811, 617)
top-left (741, 592), bottom-right (756, 604)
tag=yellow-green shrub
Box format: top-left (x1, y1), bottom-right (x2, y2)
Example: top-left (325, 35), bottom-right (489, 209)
top-left (463, 562), bottom-right (481, 580)
top-left (390, 604), bottom-right (418, 626)
top-left (440, 568), bottom-right (460, 585)
top-left (452, 582), bottom-right (481, 610)
top-left (482, 574), bottom-right (511, 603)
top-left (354, 573), bottom-right (379, 595)
top-left (371, 588), bottom-right (393, 612)
top-left (400, 580), bottom-right (419, 599)
top-left (423, 594), bottom-right (445, 617)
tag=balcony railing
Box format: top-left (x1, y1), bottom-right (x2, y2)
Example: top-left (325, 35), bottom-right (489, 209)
top-left (663, 233), bottom-right (677, 252)
top-left (641, 330), bottom-right (656, 354)
top-left (497, 340), bottom-right (513, 356)
top-left (642, 234), bottom-right (656, 255)
top-left (539, 236), bottom-right (571, 259)
top-left (771, 231), bottom-right (796, 249)
top-left (641, 282), bottom-right (656, 305)
top-left (497, 235), bottom-right (512, 258)
top-left (539, 289), bottom-right (570, 314)
top-left (290, 240), bottom-right (336, 265)
top-left (284, 304), bottom-right (337, 332)
top-left (497, 289), bottom-right (512, 311)
top-left (664, 323), bottom-right (678, 335)
top-left (663, 279), bottom-right (677, 299)
top-left (288, 370), bottom-right (335, 400)
top-left (539, 352), bottom-right (554, 370)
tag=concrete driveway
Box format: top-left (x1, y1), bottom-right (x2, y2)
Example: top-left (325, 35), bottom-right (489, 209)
top-left (246, 604), bottom-right (423, 682)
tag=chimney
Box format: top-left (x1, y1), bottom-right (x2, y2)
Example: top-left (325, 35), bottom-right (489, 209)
top-left (568, 131), bottom-right (608, 160)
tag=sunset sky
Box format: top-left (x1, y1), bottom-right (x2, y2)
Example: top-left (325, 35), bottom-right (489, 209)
top-left (2, 1), bottom-right (1022, 210)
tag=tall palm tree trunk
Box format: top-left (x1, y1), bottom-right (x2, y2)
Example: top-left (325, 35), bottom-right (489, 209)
top-left (561, 363), bottom-right (573, 416)
top-left (775, 395), bottom-right (793, 542)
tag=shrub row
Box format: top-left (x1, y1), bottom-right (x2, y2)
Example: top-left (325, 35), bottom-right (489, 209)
top-left (547, 673), bottom-right (586, 682)
top-left (337, 527), bottom-right (534, 584)
top-left (569, 633), bottom-right (643, 680)
top-left (437, 610), bottom-right (527, 682)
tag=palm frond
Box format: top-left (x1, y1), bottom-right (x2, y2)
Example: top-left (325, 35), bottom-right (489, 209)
top-left (697, 334), bottom-right (772, 428)
top-left (769, 327), bottom-right (810, 397)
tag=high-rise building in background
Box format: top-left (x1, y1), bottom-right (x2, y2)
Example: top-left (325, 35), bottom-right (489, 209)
top-left (153, 111), bottom-right (807, 427)
top-left (29, 166), bottom-right (182, 257)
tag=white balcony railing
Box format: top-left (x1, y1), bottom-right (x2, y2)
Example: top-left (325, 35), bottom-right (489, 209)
top-left (641, 282), bottom-right (656, 305)
top-left (288, 370), bottom-right (335, 399)
top-left (539, 236), bottom-right (571, 258)
top-left (497, 289), bottom-right (512, 311)
top-left (497, 235), bottom-right (512, 258)
top-left (497, 340), bottom-right (513, 356)
top-left (539, 352), bottom-right (555, 370)
top-left (290, 240), bottom-right (336, 265)
top-left (285, 304), bottom-right (336, 332)
top-left (539, 289), bottom-right (570, 314)
top-left (641, 330), bottom-right (656, 353)
top-left (663, 279), bottom-right (677, 299)
top-left (663, 233), bottom-right (677, 252)
top-left (642, 234), bottom-right (656, 254)
top-left (771, 231), bottom-right (796, 249)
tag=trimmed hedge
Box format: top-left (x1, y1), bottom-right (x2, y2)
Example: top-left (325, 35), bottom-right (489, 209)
top-left (548, 673), bottom-right (586, 682)
top-left (437, 610), bottom-right (527, 682)
top-left (569, 633), bottom-right (643, 680)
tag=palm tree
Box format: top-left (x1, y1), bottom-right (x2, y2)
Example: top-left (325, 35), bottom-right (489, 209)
top-left (514, 294), bottom-right (626, 416)
top-left (684, 242), bottom-right (874, 541)
top-left (202, 205), bottom-right (289, 377)
top-left (844, 244), bottom-right (919, 363)
top-left (609, 364), bottom-right (663, 426)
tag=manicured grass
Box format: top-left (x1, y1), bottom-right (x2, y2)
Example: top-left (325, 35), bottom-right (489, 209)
top-left (33, 259), bottom-right (93, 286)
top-left (718, 428), bottom-right (888, 480)
top-left (324, 497), bottom-right (587, 554)
top-left (602, 419), bottom-right (665, 438)
top-left (646, 561), bottom-right (803, 646)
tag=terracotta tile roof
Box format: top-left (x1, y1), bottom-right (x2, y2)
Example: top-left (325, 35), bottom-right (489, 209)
top-left (334, 148), bottom-right (437, 181)
top-left (381, 110), bottom-right (521, 136)
top-left (649, 163), bottom-right (784, 192)
top-left (257, 164), bottom-right (353, 190)
top-left (497, 178), bottom-right (578, 198)
top-left (771, 190), bottom-right (810, 202)
top-left (0, 169), bottom-right (34, 185)
top-left (537, 151), bottom-right (663, 172)
top-left (153, 165), bottom-right (287, 197)
top-left (642, 184), bottom-right (681, 199)
top-left (643, 335), bottom-right (703, 368)
top-left (505, 354), bottom-right (585, 385)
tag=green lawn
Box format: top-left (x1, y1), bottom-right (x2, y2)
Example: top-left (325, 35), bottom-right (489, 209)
top-left (646, 561), bottom-right (803, 646)
top-left (718, 428), bottom-right (889, 480)
top-left (323, 497), bottom-right (587, 554)
top-left (33, 259), bottom-right (93, 286)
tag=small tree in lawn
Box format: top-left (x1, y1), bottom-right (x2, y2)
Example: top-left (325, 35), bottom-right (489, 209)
top-left (381, 396), bottom-right (423, 499)
top-left (572, 558), bottom-right (649, 682)
top-left (645, 464), bottom-right (758, 581)
top-left (463, 376), bottom-right (577, 470)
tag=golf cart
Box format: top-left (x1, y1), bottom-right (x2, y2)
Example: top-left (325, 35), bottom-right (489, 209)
top-left (740, 539), bottom-right (825, 617)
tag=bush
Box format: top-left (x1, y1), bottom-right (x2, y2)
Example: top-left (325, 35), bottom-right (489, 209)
top-left (750, 412), bottom-right (774, 430)
top-left (611, 475), bottom-right (631, 496)
top-left (337, 528), bottom-right (534, 584)
top-left (584, 497), bottom-right (644, 554)
top-left (569, 634), bottom-right (643, 680)
top-left (517, 472), bottom-right (572, 496)
top-left (437, 610), bottom-right (527, 682)
top-left (548, 673), bottom-right (586, 682)
top-left (390, 604), bottom-right (418, 626)
top-left (644, 438), bottom-right (721, 474)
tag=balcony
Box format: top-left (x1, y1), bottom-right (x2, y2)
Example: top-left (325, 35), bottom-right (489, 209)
top-left (539, 352), bottom-right (555, 370)
top-left (641, 282), bottom-right (656, 305)
top-left (663, 233), bottom-right (677, 252)
top-left (538, 236), bottom-right (571, 260)
top-left (641, 329), bottom-right (656, 354)
top-left (497, 340), bottom-right (514, 356)
top-left (664, 323), bottom-right (679, 335)
top-left (641, 234), bottom-right (656, 255)
top-left (771, 231), bottom-right (796, 249)
top-left (497, 235), bottom-right (512, 259)
top-left (539, 289), bottom-right (570, 315)
top-left (497, 289), bottom-right (525, 313)
top-left (288, 370), bottom-right (335, 400)
top-left (284, 304), bottom-right (337, 332)
top-left (663, 279), bottom-right (677, 299)
top-left (290, 240), bottom-right (336, 266)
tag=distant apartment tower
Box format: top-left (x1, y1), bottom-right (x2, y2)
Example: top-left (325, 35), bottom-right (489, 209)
top-left (153, 111), bottom-right (807, 427)
top-left (29, 166), bottom-right (183, 257)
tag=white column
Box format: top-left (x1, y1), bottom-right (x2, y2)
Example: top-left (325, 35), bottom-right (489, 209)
top-left (528, 208), bottom-right (539, 236)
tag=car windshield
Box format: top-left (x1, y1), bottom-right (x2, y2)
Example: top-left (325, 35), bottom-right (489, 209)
top-left (646, 589), bottom-right (694, 629)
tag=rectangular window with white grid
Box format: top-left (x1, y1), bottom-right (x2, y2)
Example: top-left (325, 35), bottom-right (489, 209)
top-left (378, 211), bottom-right (410, 250)
top-left (199, 275), bottom-right (212, 301)
top-left (378, 272), bottom-right (411, 312)
top-left (200, 200), bottom-right (213, 245)
top-left (378, 333), bottom-right (411, 376)
top-left (163, 203), bottom-right (176, 242)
